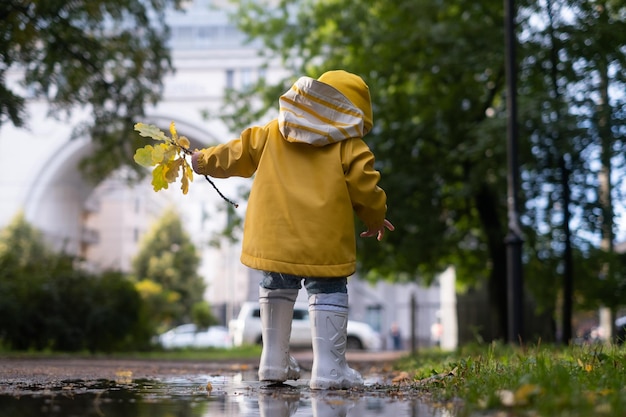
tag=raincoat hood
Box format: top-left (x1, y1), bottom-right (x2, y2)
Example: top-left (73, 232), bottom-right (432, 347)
top-left (278, 70), bottom-right (373, 146)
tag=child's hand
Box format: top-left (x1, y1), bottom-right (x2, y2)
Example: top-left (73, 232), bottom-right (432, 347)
top-left (360, 219), bottom-right (395, 241)
top-left (191, 151), bottom-right (202, 174)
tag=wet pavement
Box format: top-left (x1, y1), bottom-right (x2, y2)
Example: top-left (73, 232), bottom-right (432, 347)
top-left (0, 351), bottom-right (457, 417)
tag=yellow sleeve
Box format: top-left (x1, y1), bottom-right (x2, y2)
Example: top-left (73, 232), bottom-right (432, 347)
top-left (344, 139), bottom-right (387, 229)
top-left (194, 124), bottom-right (270, 178)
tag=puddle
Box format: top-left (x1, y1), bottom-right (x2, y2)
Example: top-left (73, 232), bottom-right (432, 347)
top-left (0, 371), bottom-right (457, 417)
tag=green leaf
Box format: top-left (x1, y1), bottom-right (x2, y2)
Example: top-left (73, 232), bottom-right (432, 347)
top-left (134, 145), bottom-right (155, 167)
top-left (134, 123), bottom-right (169, 142)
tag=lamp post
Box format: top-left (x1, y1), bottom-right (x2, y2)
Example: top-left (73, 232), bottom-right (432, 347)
top-left (504, 0), bottom-right (524, 343)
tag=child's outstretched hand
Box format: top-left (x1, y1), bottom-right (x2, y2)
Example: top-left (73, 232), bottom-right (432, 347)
top-left (360, 219), bottom-right (395, 241)
top-left (191, 151), bottom-right (202, 174)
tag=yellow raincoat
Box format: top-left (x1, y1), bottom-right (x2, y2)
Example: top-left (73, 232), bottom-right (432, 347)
top-left (194, 70), bottom-right (388, 277)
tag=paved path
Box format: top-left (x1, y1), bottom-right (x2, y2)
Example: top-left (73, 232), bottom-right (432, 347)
top-left (0, 350), bottom-right (445, 417)
top-left (0, 350), bottom-right (410, 386)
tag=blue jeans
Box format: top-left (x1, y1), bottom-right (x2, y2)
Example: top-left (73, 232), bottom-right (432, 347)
top-left (260, 271), bottom-right (347, 295)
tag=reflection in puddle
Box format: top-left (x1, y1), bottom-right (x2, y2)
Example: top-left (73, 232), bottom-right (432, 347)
top-left (0, 373), bottom-right (456, 417)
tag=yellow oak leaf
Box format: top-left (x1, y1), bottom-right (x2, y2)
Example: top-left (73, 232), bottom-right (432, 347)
top-left (135, 120), bottom-right (220, 198)
top-left (181, 171), bottom-right (190, 194)
top-left (178, 136), bottom-right (190, 149)
top-left (169, 121), bottom-right (177, 139)
top-left (152, 143), bottom-right (170, 165)
top-left (165, 159), bottom-right (183, 183)
top-left (163, 143), bottom-right (178, 162)
top-left (151, 164), bottom-right (169, 191)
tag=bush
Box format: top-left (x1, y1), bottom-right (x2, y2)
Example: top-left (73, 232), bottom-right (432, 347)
top-left (0, 215), bottom-right (152, 352)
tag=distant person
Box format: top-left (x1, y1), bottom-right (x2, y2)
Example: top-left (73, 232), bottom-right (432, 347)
top-left (192, 70), bottom-right (394, 389)
top-left (390, 322), bottom-right (402, 350)
top-left (431, 318), bottom-right (443, 347)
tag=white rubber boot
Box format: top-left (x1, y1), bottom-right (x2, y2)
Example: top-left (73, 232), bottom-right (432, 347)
top-left (308, 293), bottom-right (364, 390)
top-left (311, 392), bottom-right (354, 417)
top-left (258, 287), bottom-right (301, 382)
top-left (258, 391), bottom-right (299, 417)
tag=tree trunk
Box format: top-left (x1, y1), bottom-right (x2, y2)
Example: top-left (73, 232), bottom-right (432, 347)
top-left (597, 35), bottom-right (615, 342)
top-left (475, 183), bottom-right (508, 340)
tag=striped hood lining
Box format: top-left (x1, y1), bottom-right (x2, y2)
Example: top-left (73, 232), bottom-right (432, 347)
top-left (278, 76), bottom-right (365, 147)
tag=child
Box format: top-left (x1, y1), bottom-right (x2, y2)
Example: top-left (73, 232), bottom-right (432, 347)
top-left (192, 70), bottom-right (394, 389)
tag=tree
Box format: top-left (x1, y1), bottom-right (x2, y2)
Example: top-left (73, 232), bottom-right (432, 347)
top-left (132, 208), bottom-right (206, 328)
top-left (518, 0), bottom-right (626, 340)
top-left (192, 301), bottom-right (218, 328)
top-left (0, 211), bottom-right (50, 267)
top-left (0, 0), bottom-right (181, 180)
top-left (0, 213), bottom-right (55, 348)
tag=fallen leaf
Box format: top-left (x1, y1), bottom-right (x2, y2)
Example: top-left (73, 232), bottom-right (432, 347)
top-left (115, 370), bottom-right (133, 385)
top-left (514, 383), bottom-right (542, 405)
top-left (392, 371), bottom-right (411, 384)
top-left (497, 389), bottom-right (515, 407)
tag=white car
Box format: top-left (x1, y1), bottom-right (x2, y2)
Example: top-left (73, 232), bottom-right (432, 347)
top-left (158, 324), bottom-right (232, 349)
top-left (229, 302), bottom-right (382, 351)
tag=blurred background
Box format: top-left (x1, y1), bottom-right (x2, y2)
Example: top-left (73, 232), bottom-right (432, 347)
top-left (0, 0), bottom-right (625, 353)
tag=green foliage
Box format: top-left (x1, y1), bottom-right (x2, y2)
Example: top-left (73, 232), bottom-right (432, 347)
top-left (85, 271), bottom-right (153, 352)
top-left (0, 214), bottom-right (151, 351)
top-left (192, 301), bottom-right (218, 328)
top-left (131, 208), bottom-right (206, 328)
top-left (0, 212), bottom-right (50, 267)
top-left (518, 0), bottom-right (626, 311)
top-left (0, 0), bottom-right (182, 181)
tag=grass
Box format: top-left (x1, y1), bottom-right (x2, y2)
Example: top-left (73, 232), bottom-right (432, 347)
top-left (395, 342), bottom-right (626, 416)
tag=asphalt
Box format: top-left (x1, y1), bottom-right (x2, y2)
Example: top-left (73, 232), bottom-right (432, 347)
top-left (0, 349), bottom-right (410, 386)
